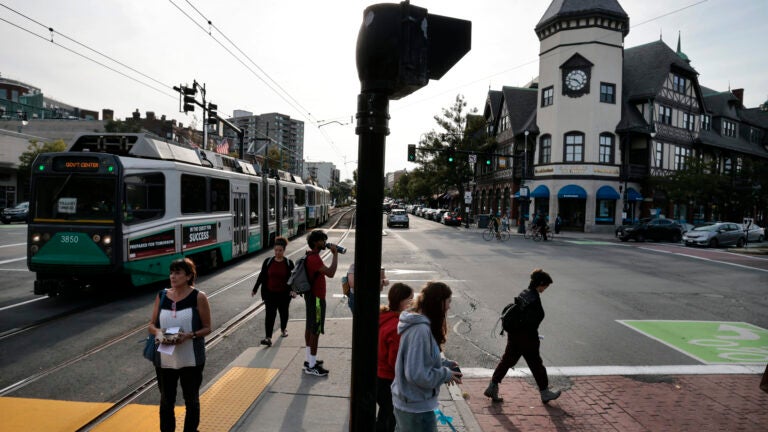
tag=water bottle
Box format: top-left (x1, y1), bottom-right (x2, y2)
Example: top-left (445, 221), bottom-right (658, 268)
top-left (327, 243), bottom-right (347, 254)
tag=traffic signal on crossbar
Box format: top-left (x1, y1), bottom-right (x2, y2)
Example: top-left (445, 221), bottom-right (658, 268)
top-left (407, 144), bottom-right (416, 162)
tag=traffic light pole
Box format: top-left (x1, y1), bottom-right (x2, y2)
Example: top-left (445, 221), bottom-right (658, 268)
top-left (350, 92), bottom-right (388, 431)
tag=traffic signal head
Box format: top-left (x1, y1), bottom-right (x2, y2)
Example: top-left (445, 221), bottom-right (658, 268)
top-left (182, 86), bottom-right (196, 112)
top-left (407, 144), bottom-right (416, 162)
top-left (484, 154), bottom-right (492, 166)
top-left (207, 103), bottom-right (218, 125)
top-left (447, 147), bottom-right (456, 163)
top-left (356, 2), bottom-right (471, 99)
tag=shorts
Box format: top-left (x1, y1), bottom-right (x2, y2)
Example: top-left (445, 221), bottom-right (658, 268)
top-left (304, 293), bottom-right (326, 335)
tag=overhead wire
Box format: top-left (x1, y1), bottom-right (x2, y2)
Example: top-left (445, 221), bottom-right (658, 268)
top-left (397, 0), bottom-right (710, 112)
top-left (0, 14), bottom-right (175, 100)
top-left (171, 0), bottom-right (346, 159)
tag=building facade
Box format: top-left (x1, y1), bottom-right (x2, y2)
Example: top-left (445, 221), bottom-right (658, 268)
top-left (304, 161), bottom-right (339, 189)
top-left (229, 111), bottom-right (304, 177)
top-left (475, 0), bottom-right (768, 232)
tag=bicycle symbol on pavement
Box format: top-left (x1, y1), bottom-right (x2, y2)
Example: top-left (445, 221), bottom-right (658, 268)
top-left (619, 320), bottom-right (768, 364)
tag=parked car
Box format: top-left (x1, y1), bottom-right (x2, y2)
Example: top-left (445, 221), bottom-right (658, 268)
top-left (742, 224), bottom-right (765, 243)
top-left (441, 211), bottom-right (462, 226)
top-left (2, 201), bottom-right (29, 224)
top-left (387, 209), bottom-right (409, 228)
top-left (431, 209), bottom-right (446, 222)
top-left (683, 222), bottom-right (746, 248)
top-left (616, 218), bottom-right (683, 243)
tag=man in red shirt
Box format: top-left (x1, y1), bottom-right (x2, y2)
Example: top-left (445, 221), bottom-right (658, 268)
top-left (303, 230), bottom-right (338, 376)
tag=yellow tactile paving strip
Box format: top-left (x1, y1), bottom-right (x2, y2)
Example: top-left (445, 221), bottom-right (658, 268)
top-left (0, 397), bottom-right (112, 432)
top-left (0, 367), bottom-right (279, 432)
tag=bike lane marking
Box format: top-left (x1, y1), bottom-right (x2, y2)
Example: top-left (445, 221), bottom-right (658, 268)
top-left (637, 246), bottom-right (768, 273)
top-left (619, 320), bottom-right (768, 364)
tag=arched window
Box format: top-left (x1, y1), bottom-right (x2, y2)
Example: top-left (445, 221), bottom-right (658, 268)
top-left (599, 133), bottom-right (614, 164)
top-left (539, 134), bottom-right (552, 164)
top-left (563, 132), bottom-right (584, 162)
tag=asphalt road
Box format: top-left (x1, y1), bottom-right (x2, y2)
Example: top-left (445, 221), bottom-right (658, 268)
top-left (0, 215), bottom-right (766, 406)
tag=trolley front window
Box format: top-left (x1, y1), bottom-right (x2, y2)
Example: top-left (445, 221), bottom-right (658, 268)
top-left (34, 176), bottom-right (117, 221)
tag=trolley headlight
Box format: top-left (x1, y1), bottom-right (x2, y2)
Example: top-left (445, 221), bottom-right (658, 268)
top-left (92, 234), bottom-right (101, 243)
top-left (31, 233), bottom-right (41, 243)
top-left (102, 235), bottom-right (112, 245)
top-left (42, 233), bottom-right (51, 241)
top-left (30, 245), bottom-right (39, 254)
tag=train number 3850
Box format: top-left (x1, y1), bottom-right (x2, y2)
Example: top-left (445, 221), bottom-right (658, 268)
top-left (60, 235), bottom-right (80, 244)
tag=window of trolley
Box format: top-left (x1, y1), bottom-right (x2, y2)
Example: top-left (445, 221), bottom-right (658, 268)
top-left (31, 154), bottom-right (121, 223)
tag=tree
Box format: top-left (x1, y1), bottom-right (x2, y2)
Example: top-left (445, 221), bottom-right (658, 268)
top-left (104, 118), bottom-right (143, 133)
top-left (410, 94), bottom-right (493, 206)
top-left (330, 179), bottom-right (354, 206)
top-left (17, 139), bottom-right (67, 201)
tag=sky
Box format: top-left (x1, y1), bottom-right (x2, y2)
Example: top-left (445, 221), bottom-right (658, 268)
top-left (1, 0), bottom-right (766, 181)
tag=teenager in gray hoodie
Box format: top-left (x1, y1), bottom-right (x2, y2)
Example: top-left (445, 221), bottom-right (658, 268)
top-left (391, 282), bottom-right (462, 432)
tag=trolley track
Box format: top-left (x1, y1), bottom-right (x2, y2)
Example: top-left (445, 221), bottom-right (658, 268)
top-left (0, 208), bottom-right (357, 428)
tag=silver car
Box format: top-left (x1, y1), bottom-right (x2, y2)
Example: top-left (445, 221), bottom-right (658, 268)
top-left (742, 224), bottom-right (765, 243)
top-left (683, 222), bottom-right (746, 248)
top-left (387, 209), bottom-right (409, 228)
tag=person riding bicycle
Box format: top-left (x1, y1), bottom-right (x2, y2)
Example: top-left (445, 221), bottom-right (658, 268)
top-left (501, 212), bottom-right (510, 232)
top-left (533, 212), bottom-right (549, 241)
top-left (491, 212), bottom-right (501, 238)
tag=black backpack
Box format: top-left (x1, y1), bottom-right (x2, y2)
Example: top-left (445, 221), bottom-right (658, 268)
top-left (499, 292), bottom-right (533, 335)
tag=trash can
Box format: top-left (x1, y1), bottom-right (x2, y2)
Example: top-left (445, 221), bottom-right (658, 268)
top-left (478, 214), bottom-right (490, 229)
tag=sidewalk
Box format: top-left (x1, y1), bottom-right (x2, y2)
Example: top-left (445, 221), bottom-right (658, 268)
top-left (223, 317), bottom-right (480, 431)
top-left (212, 316), bottom-right (767, 432)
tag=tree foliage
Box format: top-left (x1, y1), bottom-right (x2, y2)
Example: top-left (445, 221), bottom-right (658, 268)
top-left (395, 94), bottom-right (493, 203)
top-left (104, 118), bottom-right (143, 133)
top-left (17, 139), bottom-right (67, 200)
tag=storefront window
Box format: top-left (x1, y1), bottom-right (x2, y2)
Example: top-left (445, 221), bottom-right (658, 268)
top-left (595, 199), bottom-right (615, 224)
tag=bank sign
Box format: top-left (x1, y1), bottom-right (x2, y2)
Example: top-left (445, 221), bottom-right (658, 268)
top-left (620, 320), bottom-right (768, 364)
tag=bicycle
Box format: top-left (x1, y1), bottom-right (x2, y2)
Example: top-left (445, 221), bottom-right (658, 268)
top-left (483, 225), bottom-right (510, 241)
top-left (524, 224), bottom-right (544, 241)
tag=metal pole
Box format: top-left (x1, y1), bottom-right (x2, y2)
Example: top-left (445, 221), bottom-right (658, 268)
top-left (350, 92), bottom-right (388, 431)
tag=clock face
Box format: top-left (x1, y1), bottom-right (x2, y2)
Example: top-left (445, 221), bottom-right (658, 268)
top-left (565, 69), bottom-right (588, 91)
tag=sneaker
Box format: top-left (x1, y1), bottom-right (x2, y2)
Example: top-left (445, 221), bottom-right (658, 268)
top-left (303, 364), bottom-right (329, 377)
top-left (540, 389), bottom-right (561, 404)
top-left (260, 338), bottom-right (272, 347)
top-left (303, 360), bottom-right (324, 368)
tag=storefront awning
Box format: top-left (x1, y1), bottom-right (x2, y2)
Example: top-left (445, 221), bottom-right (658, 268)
top-left (558, 184), bottom-right (587, 199)
top-left (596, 185), bottom-right (620, 200)
top-left (626, 187), bottom-right (643, 202)
top-left (530, 185), bottom-right (550, 198)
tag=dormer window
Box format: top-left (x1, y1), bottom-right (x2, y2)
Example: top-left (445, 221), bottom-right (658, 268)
top-left (722, 120), bottom-right (736, 138)
top-left (673, 74), bottom-right (687, 94)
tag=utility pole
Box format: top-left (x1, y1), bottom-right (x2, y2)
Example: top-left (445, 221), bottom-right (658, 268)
top-left (351, 2), bottom-right (470, 430)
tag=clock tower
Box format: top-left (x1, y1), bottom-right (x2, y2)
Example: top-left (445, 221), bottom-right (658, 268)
top-left (531, 0), bottom-right (629, 232)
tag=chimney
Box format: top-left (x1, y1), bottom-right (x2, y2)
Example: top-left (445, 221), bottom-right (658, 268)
top-left (732, 88), bottom-right (744, 104)
top-left (146, 111), bottom-right (155, 120)
top-left (132, 109), bottom-right (140, 120)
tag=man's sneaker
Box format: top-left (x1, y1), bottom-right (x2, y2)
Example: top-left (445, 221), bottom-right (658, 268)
top-left (540, 389), bottom-right (561, 404)
top-left (304, 364), bottom-right (329, 377)
top-left (303, 360), bottom-right (324, 368)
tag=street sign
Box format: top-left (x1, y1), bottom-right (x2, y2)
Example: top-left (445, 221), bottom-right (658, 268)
top-left (468, 154), bottom-right (477, 164)
top-left (464, 191), bottom-right (472, 204)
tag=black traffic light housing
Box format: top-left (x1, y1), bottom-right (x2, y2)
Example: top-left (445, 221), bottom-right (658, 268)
top-left (446, 147), bottom-right (456, 163)
top-left (356, 1), bottom-right (471, 100)
top-left (407, 144), bottom-right (416, 161)
top-left (484, 153), bottom-right (492, 166)
top-left (182, 86), bottom-right (196, 112)
top-left (207, 103), bottom-right (218, 125)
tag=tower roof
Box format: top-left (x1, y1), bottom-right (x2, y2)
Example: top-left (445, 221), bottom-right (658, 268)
top-left (536, 0), bottom-right (629, 35)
